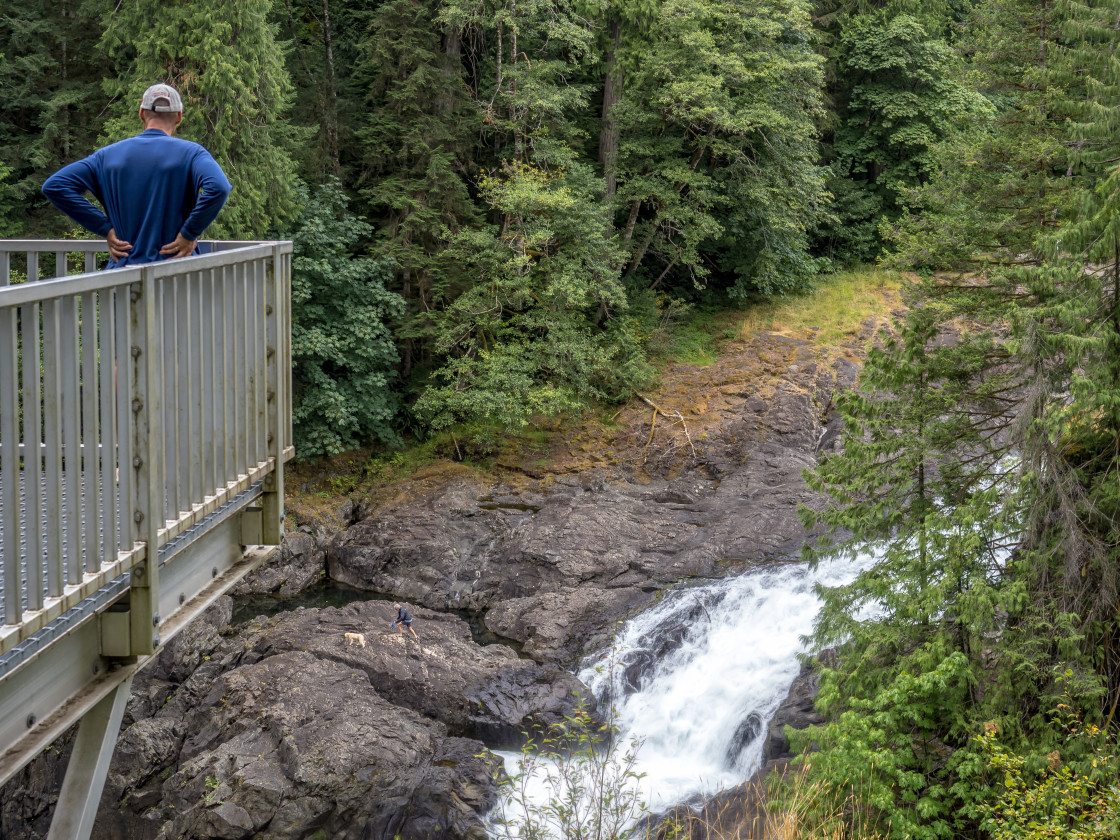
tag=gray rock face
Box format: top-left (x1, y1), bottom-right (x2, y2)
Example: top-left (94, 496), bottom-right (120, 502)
top-left (152, 651), bottom-right (498, 840)
top-left (764, 662), bottom-right (824, 764)
top-left (238, 600), bottom-right (587, 746)
top-left (2, 329), bottom-right (874, 840)
top-left (232, 531), bottom-right (326, 599)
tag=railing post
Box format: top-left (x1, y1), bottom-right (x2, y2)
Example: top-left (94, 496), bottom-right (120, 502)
top-left (261, 246), bottom-right (286, 544)
top-left (0, 303), bottom-right (20, 625)
top-left (129, 270), bottom-right (162, 654)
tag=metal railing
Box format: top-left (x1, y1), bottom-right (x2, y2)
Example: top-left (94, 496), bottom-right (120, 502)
top-left (0, 240), bottom-right (292, 656)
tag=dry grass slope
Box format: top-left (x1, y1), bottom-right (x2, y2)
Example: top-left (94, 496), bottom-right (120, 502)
top-left (285, 269), bottom-right (903, 527)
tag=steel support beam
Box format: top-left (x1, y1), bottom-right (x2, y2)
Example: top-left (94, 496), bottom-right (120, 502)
top-left (0, 510), bottom-right (274, 788)
top-left (45, 675), bottom-right (134, 840)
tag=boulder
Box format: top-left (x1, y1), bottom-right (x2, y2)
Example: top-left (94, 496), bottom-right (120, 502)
top-left (764, 662), bottom-right (823, 764)
top-left (325, 334), bottom-right (852, 668)
top-left (239, 600), bottom-right (590, 745)
top-left (147, 652), bottom-right (500, 840)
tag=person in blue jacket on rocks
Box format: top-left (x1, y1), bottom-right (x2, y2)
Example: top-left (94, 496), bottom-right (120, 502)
top-left (393, 603), bottom-right (419, 639)
top-left (42, 83), bottom-right (231, 268)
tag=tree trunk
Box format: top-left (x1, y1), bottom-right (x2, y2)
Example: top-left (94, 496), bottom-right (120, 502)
top-left (401, 261), bottom-right (413, 379)
top-left (598, 18), bottom-right (622, 199)
top-left (623, 199), bottom-right (642, 242)
top-left (322, 0), bottom-right (341, 175)
top-left (627, 208), bottom-right (661, 274)
top-left (436, 27), bottom-right (462, 117)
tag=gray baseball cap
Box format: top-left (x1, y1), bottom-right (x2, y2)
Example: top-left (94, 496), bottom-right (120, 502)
top-left (140, 83), bottom-right (183, 113)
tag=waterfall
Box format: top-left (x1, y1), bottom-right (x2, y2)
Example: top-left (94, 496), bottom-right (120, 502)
top-left (492, 552), bottom-right (879, 829)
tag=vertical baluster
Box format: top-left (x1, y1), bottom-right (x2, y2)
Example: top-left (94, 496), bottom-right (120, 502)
top-left (246, 260), bottom-right (257, 466)
top-left (201, 270), bottom-right (215, 495)
top-left (172, 275), bottom-right (184, 512)
top-left (178, 273), bottom-right (194, 512)
top-left (261, 247), bottom-right (287, 543)
top-left (115, 287), bottom-right (133, 552)
top-left (85, 252), bottom-right (97, 274)
top-left (283, 252), bottom-right (293, 452)
top-left (1, 251), bottom-right (9, 286)
top-left (41, 299), bottom-right (63, 596)
top-left (26, 252), bottom-right (38, 285)
top-left (236, 262), bottom-right (248, 477)
top-left (130, 269), bottom-right (162, 655)
top-left (98, 289), bottom-right (117, 567)
top-left (115, 290), bottom-right (133, 550)
top-left (56, 251), bottom-right (67, 280)
top-left (160, 276), bottom-right (175, 522)
top-left (21, 302), bottom-right (43, 612)
top-left (187, 272), bottom-right (202, 507)
top-left (253, 259), bottom-right (266, 465)
top-left (80, 291), bottom-right (101, 573)
top-left (60, 295), bottom-right (81, 585)
top-left (223, 265), bottom-right (236, 484)
top-left (0, 303), bottom-right (21, 623)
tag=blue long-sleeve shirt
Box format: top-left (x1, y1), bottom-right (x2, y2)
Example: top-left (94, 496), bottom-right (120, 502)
top-left (42, 129), bottom-right (231, 268)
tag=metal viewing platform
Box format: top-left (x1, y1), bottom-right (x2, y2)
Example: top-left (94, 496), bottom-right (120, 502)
top-left (0, 240), bottom-right (293, 839)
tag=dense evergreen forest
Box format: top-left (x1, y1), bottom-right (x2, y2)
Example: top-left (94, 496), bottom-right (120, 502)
top-left (5, 0), bottom-right (1120, 835)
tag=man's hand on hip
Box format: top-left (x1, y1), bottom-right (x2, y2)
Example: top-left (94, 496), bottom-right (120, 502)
top-left (160, 233), bottom-right (198, 259)
top-left (106, 228), bottom-right (132, 260)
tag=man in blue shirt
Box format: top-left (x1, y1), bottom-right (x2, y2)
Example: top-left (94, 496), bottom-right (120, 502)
top-left (42, 83), bottom-right (231, 268)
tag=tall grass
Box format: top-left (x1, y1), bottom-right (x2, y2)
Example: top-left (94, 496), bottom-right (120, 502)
top-left (660, 764), bottom-right (888, 840)
top-left (737, 269), bottom-right (902, 348)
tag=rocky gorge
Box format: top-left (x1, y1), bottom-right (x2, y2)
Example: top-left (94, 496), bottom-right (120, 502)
top-left (0, 318), bottom-right (890, 840)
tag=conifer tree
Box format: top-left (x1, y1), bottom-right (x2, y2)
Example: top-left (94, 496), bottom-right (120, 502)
top-left (279, 0), bottom-right (364, 180)
top-left (99, 0), bottom-right (299, 237)
top-left (885, 0), bottom-right (1072, 270)
top-left (0, 0), bottom-right (110, 234)
top-left (357, 0), bottom-right (481, 381)
top-left (614, 0), bottom-right (827, 297)
top-left (798, 296), bottom-right (1021, 836)
top-left (999, 0), bottom-right (1120, 715)
top-left (822, 12), bottom-right (991, 261)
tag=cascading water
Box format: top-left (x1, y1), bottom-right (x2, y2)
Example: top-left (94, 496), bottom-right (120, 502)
top-left (492, 552), bottom-right (879, 828)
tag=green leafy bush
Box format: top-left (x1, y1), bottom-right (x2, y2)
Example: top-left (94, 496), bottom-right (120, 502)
top-left (978, 684), bottom-right (1120, 840)
top-left (493, 699), bottom-right (647, 840)
top-left (288, 180), bottom-right (405, 457)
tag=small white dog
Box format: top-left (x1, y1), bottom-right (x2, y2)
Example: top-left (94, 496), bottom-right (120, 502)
top-left (343, 632), bottom-right (366, 648)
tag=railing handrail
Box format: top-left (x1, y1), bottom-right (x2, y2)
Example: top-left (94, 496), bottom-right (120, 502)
top-left (0, 242), bottom-right (293, 307)
top-left (0, 239), bottom-right (288, 251)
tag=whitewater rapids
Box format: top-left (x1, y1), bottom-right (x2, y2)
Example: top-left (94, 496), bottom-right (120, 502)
top-left (492, 552), bottom-right (877, 825)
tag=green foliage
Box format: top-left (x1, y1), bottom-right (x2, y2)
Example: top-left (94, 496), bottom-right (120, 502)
top-left (820, 9), bottom-right (991, 262)
top-left (885, 0), bottom-right (1072, 270)
top-left (790, 652), bottom-right (982, 840)
top-left (796, 286), bottom-right (1029, 836)
top-left (356, 0), bottom-right (481, 381)
top-left (288, 181), bottom-right (405, 457)
top-left (978, 683), bottom-right (1120, 840)
top-left (0, 160), bottom-right (17, 237)
top-left (99, 0), bottom-right (299, 237)
top-left (616, 0), bottom-right (828, 298)
top-left (493, 698), bottom-right (647, 840)
top-left (0, 0), bottom-right (109, 235)
top-left (416, 161), bottom-right (651, 429)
